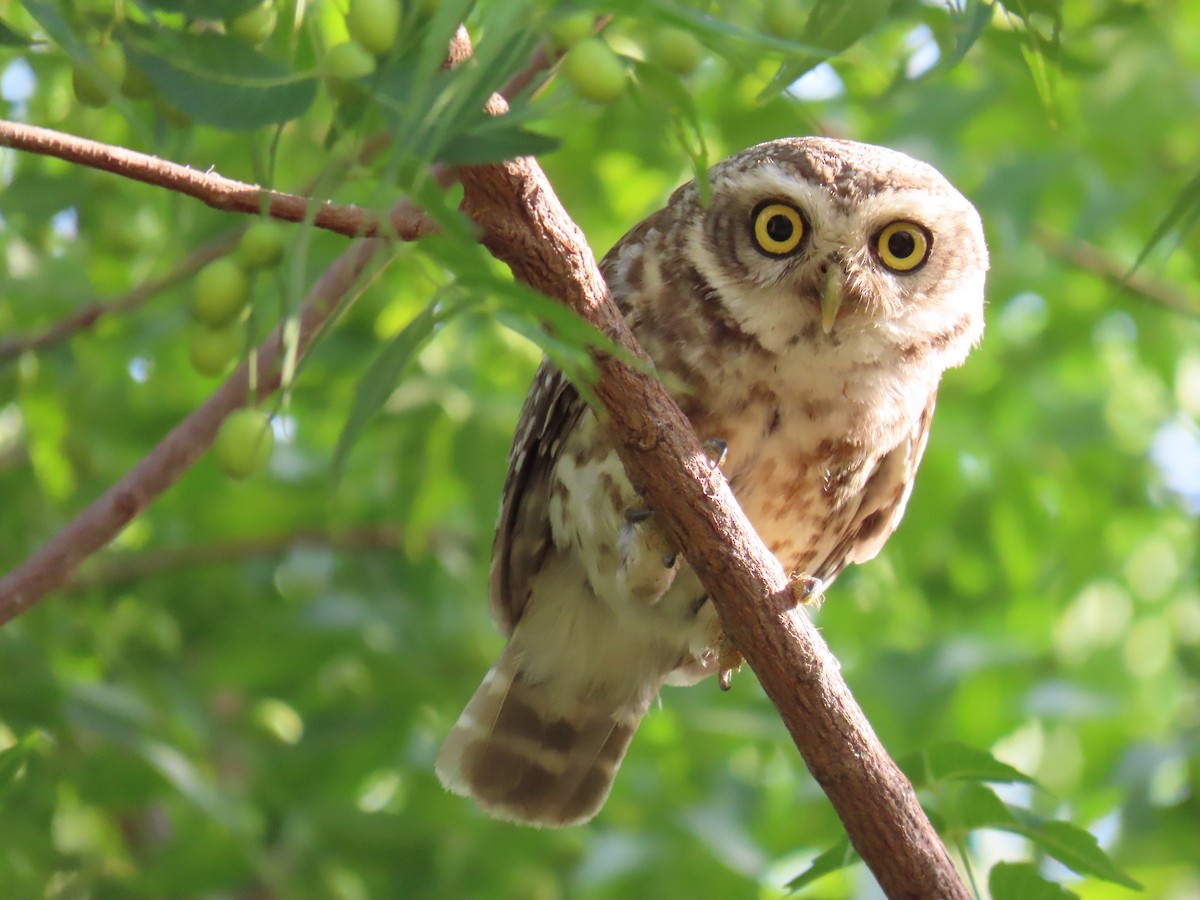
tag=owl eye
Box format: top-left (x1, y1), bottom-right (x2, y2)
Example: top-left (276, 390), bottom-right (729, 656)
top-left (751, 201), bottom-right (807, 257)
top-left (874, 221), bottom-right (932, 273)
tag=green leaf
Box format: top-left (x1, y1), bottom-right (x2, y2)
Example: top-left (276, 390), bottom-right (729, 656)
top-left (1128, 167), bottom-right (1200, 275)
top-left (0, 17), bottom-right (30, 46)
top-left (988, 862), bottom-right (1080, 900)
top-left (332, 302), bottom-right (440, 480)
top-left (143, 0), bottom-right (264, 17)
top-left (1011, 817), bottom-right (1143, 890)
top-left (902, 741), bottom-right (1037, 789)
top-left (759, 0), bottom-right (894, 99)
top-left (955, 782), bottom-right (1018, 829)
top-left (785, 837), bottom-right (858, 890)
top-left (123, 26), bottom-right (317, 129)
top-left (0, 732), bottom-right (45, 796)
top-left (955, 786), bottom-right (1142, 890)
top-left (434, 123), bottom-right (560, 165)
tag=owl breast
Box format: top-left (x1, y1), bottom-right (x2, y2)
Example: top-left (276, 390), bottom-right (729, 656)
top-left (614, 230), bottom-right (933, 581)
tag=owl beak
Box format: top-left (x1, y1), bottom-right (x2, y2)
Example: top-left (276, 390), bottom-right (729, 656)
top-left (821, 265), bottom-right (845, 335)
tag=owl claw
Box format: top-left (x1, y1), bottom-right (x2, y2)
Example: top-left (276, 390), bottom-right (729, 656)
top-left (624, 507), bottom-right (655, 524)
top-left (717, 638), bottom-right (743, 691)
top-left (788, 573), bottom-right (825, 607)
top-left (702, 438), bottom-right (728, 472)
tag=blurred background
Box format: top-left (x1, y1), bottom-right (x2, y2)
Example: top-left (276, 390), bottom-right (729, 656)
top-left (0, 0), bottom-right (1197, 897)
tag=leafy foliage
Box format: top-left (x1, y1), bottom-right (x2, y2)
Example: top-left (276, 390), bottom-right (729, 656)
top-left (1, 0), bottom-right (1199, 898)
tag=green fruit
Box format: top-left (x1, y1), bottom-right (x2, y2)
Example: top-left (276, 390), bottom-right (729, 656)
top-left (548, 12), bottom-right (593, 51)
top-left (763, 0), bottom-right (806, 40)
top-left (121, 64), bottom-right (155, 100)
top-left (188, 322), bottom-right (243, 377)
top-left (326, 40), bottom-right (376, 80)
top-left (192, 258), bottom-right (250, 325)
top-left (346, 0), bottom-right (401, 56)
top-left (214, 409), bottom-right (274, 479)
top-left (238, 221), bottom-right (285, 270)
top-left (561, 38), bottom-right (625, 104)
top-left (229, 2), bottom-right (278, 44)
top-left (72, 40), bottom-right (126, 108)
top-left (649, 26), bottom-right (705, 75)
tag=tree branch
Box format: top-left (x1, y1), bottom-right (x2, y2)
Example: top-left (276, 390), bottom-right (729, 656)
top-left (0, 230), bottom-right (239, 364)
top-left (455, 150), bottom-right (971, 900)
top-left (63, 525), bottom-right (410, 592)
top-left (0, 119), bottom-right (435, 240)
top-left (0, 236), bottom-right (383, 623)
top-left (1037, 227), bottom-right (1200, 318)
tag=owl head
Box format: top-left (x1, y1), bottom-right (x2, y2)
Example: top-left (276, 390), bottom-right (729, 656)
top-left (676, 137), bottom-right (988, 368)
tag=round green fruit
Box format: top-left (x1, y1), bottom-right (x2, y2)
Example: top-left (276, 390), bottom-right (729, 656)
top-left (121, 64), bottom-right (155, 100)
top-left (326, 40), bottom-right (376, 81)
top-left (649, 26), bottom-right (705, 75)
top-left (192, 258), bottom-right (250, 325)
top-left (229, 2), bottom-right (278, 44)
top-left (763, 0), bottom-right (806, 40)
top-left (72, 40), bottom-right (126, 108)
top-left (188, 323), bottom-right (243, 377)
top-left (561, 38), bottom-right (625, 104)
top-left (238, 221), bottom-right (285, 270)
top-left (214, 409), bottom-right (275, 479)
top-left (346, 0), bottom-right (401, 56)
top-left (548, 12), bottom-right (593, 51)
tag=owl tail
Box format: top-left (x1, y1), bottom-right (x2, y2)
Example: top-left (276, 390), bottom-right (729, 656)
top-left (435, 643), bottom-right (652, 827)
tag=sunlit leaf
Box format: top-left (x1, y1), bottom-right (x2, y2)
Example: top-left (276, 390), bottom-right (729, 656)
top-left (785, 837), bottom-right (858, 890)
top-left (122, 26), bottom-right (317, 129)
top-left (1128, 167), bottom-right (1200, 275)
top-left (332, 302), bottom-right (440, 480)
top-left (988, 862), bottom-right (1080, 900)
top-left (901, 741), bottom-right (1036, 789)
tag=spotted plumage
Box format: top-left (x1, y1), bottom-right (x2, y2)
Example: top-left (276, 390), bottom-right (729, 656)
top-left (437, 137), bottom-right (988, 826)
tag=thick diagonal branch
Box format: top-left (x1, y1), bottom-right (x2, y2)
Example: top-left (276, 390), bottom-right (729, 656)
top-left (457, 157), bottom-right (971, 899)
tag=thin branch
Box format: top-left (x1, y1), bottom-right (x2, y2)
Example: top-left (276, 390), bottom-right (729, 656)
top-left (64, 525), bottom-right (409, 592)
top-left (0, 236), bottom-right (384, 623)
top-left (1037, 227), bottom-right (1200, 318)
top-left (0, 24), bottom-right (552, 623)
top-left (455, 143), bottom-right (971, 900)
top-left (0, 230), bottom-right (239, 364)
top-left (0, 119), bottom-right (436, 240)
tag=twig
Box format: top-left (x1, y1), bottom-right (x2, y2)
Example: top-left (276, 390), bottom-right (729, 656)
top-left (0, 231), bottom-right (239, 364)
top-left (0, 24), bottom-right (556, 623)
top-left (456, 137), bottom-right (971, 900)
top-left (64, 525), bottom-right (409, 592)
top-left (0, 237), bottom-right (383, 623)
top-left (1037, 227), bottom-right (1200, 318)
top-left (0, 119), bottom-right (436, 240)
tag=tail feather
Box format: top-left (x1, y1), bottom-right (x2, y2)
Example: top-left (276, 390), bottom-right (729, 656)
top-left (436, 645), bottom-right (649, 827)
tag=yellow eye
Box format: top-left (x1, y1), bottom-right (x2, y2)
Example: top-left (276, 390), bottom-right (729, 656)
top-left (874, 221), bottom-right (931, 272)
top-left (751, 201), bottom-right (806, 257)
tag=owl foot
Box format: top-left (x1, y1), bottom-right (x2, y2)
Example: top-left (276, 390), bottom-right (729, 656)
top-left (618, 507), bottom-right (680, 604)
top-left (702, 438), bottom-right (728, 473)
top-left (717, 636), bottom-right (743, 691)
top-left (786, 573), bottom-right (826, 608)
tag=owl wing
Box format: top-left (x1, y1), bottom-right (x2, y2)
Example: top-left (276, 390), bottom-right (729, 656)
top-left (812, 391), bottom-right (938, 585)
top-left (489, 219), bottom-right (664, 633)
top-left (489, 357), bottom-right (585, 634)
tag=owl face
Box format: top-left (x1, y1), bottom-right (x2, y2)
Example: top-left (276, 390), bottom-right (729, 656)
top-left (681, 138), bottom-right (988, 364)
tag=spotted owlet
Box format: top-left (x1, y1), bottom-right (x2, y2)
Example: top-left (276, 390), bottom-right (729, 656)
top-left (437, 137), bottom-right (988, 827)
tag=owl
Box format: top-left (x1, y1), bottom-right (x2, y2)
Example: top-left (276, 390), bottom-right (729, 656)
top-left (437, 137), bottom-right (988, 826)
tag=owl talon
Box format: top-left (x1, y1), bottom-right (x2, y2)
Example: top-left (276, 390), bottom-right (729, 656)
top-left (702, 438), bottom-right (728, 472)
top-left (717, 638), bottom-right (743, 691)
top-left (662, 553), bottom-right (677, 569)
top-left (624, 507), bottom-right (655, 524)
top-left (788, 573), bottom-right (825, 607)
